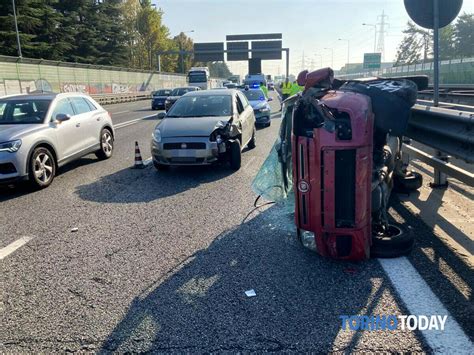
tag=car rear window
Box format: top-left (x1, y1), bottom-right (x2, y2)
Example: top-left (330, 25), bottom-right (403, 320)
top-left (0, 99), bottom-right (52, 124)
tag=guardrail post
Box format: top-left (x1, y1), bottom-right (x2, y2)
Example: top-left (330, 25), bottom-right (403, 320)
top-left (431, 150), bottom-right (449, 188)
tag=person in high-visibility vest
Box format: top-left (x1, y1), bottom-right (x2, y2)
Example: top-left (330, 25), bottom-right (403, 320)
top-left (259, 82), bottom-right (269, 98)
top-left (280, 78), bottom-right (292, 101)
top-left (290, 80), bottom-right (304, 96)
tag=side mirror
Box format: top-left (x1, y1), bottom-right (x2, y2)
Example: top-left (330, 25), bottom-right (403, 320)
top-left (267, 97), bottom-right (273, 102)
top-left (157, 112), bottom-right (166, 119)
top-left (55, 113), bottom-right (71, 122)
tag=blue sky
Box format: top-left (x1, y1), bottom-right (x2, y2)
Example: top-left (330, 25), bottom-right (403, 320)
top-left (154, 0), bottom-right (474, 77)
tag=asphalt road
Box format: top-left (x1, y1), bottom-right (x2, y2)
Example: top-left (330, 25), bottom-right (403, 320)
top-left (1, 93), bottom-right (473, 352)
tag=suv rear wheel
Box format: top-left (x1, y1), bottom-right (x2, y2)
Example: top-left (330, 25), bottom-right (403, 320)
top-left (95, 128), bottom-right (114, 160)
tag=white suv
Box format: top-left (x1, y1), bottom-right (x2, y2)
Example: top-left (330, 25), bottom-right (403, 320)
top-left (0, 92), bottom-right (114, 188)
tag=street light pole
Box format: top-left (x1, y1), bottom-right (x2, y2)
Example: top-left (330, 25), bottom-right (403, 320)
top-left (362, 23), bottom-right (377, 53)
top-left (324, 47), bottom-right (333, 68)
top-left (338, 38), bottom-right (350, 73)
top-left (12, 0), bottom-right (22, 58)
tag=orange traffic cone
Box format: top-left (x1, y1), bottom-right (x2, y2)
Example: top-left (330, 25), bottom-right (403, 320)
top-left (133, 141), bottom-right (145, 169)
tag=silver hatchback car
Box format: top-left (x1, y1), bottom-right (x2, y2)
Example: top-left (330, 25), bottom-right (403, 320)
top-left (0, 92), bottom-right (114, 188)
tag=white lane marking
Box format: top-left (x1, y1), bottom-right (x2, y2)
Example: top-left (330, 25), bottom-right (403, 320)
top-left (0, 236), bottom-right (34, 260)
top-left (112, 110), bottom-right (130, 115)
top-left (143, 158), bottom-right (152, 166)
top-left (379, 257), bottom-right (473, 353)
top-left (114, 114), bottom-right (157, 130)
top-left (243, 156), bottom-right (256, 170)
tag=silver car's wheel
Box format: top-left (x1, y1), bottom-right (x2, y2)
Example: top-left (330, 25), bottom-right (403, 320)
top-left (29, 147), bottom-right (56, 189)
top-left (96, 128), bottom-right (114, 160)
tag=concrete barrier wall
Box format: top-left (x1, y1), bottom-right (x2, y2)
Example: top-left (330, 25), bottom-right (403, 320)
top-left (0, 56), bottom-right (187, 96)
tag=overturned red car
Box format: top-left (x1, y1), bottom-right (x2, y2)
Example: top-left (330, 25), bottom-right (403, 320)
top-left (291, 68), bottom-right (426, 261)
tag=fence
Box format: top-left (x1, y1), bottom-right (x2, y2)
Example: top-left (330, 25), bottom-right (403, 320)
top-left (0, 55), bottom-right (187, 96)
top-left (338, 57), bottom-right (474, 85)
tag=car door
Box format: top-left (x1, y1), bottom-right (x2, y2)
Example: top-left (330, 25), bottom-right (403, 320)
top-left (50, 98), bottom-right (86, 160)
top-left (69, 96), bottom-right (100, 149)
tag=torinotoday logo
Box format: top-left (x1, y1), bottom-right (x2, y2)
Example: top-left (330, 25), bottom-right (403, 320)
top-left (339, 314), bottom-right (448, 331)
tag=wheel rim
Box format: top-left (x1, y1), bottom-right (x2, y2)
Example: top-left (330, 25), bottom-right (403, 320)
top-left (102, 131), bottom-right (113, 155)
top-left (34, 153), bottom-right (53, 183)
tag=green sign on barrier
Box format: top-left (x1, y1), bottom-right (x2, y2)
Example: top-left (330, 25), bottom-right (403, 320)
top-left (363, 53), bottom-right (382, 69)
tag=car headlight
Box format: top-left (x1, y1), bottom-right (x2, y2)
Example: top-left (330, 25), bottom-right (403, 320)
top-left (0, 139), bottom-right (22, 153)
top-left (152, 128), bottom-right (162, 143)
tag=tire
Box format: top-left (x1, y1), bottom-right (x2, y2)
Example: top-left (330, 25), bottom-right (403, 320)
top-left (371, 224), bottom-right (414, 258)
top-left (229, 140), bottom-right (241, 170)
top-left (247, 128), bottom-right (256, 149)
top-left (29, 147), bottom-right (56, 189)
top-left (394, 171), bottom-right (423, 192)
top-left (95, 128), bottom-right (114, 160)
top-left (153, 160), bottom-right (170, 171)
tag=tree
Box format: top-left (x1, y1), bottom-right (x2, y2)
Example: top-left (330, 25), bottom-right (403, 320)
top-left (439, 24), bottom-right (455, 60)
top-left (208, 62), bottom-right (233, 78)
top-left (0, 0), bottom-right (70, 59)
top-left (454, 13), bottom-right (474, 58)
top-left (395, 21), bottom-right (430, 65)
top-left (173, 32), bottom-right (193, 73)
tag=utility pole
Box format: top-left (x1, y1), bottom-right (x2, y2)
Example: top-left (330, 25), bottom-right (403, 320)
top-left (376, 10), bottom-right (388, 61)
top-left (12, 0), bottom-right (22, 58)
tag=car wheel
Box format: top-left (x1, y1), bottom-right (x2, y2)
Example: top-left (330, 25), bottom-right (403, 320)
top-left (95, 128), bottom-right (114, 160)
top-left (394, 171), bottom-right (423, 192)
top-left (153, 160), bottom-right (170, 171)
top-left (248, 128), bottom-right (256, 149)
top-left (29, 147), bottom-right (56, 189)
top-left (229, 140), bottom-right (241, 170)
top-left (371, 224), bottom-right (414, 258)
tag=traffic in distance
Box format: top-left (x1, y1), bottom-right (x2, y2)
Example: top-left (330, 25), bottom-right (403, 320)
top-left (0, 66), bottom-right (279, 187)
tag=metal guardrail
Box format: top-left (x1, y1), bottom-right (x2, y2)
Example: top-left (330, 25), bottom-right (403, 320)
top-left (91, 92), bottom-right (151, 105)
top-left (404, 103), bottom-right (474, 187)
top-left (406, 104), bottom-right (474, 164)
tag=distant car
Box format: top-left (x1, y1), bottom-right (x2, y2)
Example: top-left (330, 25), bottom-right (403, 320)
top-left (151, 89), bottom-right (172, 110)
top-left (165, 87), bottom-right (200, 111)
top-left (151, 89), bottom-right (256, 170)
top-left (240, 88), bottom-right (272, 127)
top-left (267, 81), bottom-right (275, 90)
top-left (223, 82), bottom-right (237, 89)
top-left (0, 93), bottom-right (114, 188)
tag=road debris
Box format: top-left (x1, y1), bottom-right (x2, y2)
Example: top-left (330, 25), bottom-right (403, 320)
top-left (245, 289), bottom-right (257, 297)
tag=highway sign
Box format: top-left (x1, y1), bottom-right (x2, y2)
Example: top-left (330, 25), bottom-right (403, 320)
top-left (363, 53), bottom-right (382, 69)
top-left (404, 0), bottom-right (463, 29)
top-left (193, 42), bottom-right (224, 62)
top-left (227, 42), bottom-right (249, 61)
top-left (251, 40), bottom-right (282, 60)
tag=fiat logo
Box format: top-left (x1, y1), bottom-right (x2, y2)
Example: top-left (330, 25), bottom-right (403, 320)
top-left (181, 143), bottom-right (187, 149)
top-left (298, 180), bottom-right (310, 193)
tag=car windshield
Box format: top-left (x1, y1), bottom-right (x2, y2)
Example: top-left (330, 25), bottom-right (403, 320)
top-left (242, 90), bottom-right (265, 101)
top-left (153, 90), bottom-right (171, 96)
top-left (171, 88), bottom-right (195, 96)
top-left (166, 95), bottom-right (232, 118)
top-left (188, 73), bottom-right (207, 83)
top-left (0, 99), bottom-right (52, 124)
